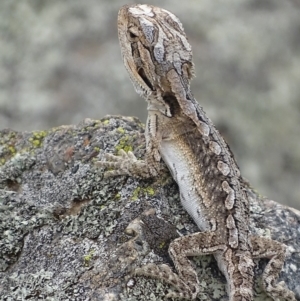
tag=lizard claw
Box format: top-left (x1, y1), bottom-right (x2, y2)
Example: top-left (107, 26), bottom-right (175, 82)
top-left (96, 150), bottom-right (151, 178)
top-left (104, 149), bottom-right (137, 162)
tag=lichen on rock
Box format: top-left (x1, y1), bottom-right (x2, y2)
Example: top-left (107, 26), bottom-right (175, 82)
top-left (0, 116), bottom-right (299, 300)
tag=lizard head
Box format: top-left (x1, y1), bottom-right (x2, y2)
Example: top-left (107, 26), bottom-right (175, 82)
top-left (118, 4), bottom-right (195, 100)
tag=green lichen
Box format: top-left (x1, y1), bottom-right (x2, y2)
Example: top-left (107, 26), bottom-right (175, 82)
top-left (0, 130), bottom-right (19, 165)
top-left (0, 144), bottom-right (17, 166)
top-left (159, 241), bottom-right (166, 249)
top-left (116, 127), bottom-right (125, 134)
top-left (131, 187), bottom-right (141, 201)
top-left (83, 249), bottom-right (95, 266)
top-left (0, 131), bottom-right (16, 145)
top-left (102, 120), bottom-right (109, 125)
top-left (144, 186), bottom-right (155, 196)
top-left (115, 136), bottom-right (133, 153)
top-left (131, 186), bottom-right (155, 201)
top-left (29, 130), bottom-right (48, 148)
top-left (8, 146), bottom-right (16, 155)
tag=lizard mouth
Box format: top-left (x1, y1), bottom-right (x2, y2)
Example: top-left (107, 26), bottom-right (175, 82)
top-left (138, 68), bottom-right (154, 91)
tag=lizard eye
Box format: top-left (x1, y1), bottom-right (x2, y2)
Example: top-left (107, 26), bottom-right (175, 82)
top-left (129, 32), bottom-right (137, 39)
top-left (128, 27), bottom-right (139, 41)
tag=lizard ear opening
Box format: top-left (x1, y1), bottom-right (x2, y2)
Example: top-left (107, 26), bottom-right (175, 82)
top-left (162, 93), bottom-right (180, 117)
top-left (138, 68), bottom-right (154, 91)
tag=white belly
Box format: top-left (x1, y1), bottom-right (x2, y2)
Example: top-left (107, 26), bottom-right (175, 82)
top-left (160, 140), bottom-right (210, 231)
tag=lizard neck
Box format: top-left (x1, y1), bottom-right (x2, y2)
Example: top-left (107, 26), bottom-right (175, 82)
top-left (150, 73), bottom-right (251, 251)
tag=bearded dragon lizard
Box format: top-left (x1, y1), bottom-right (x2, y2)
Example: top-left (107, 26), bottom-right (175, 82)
top-left (98, 4), bottom-right (296, 300)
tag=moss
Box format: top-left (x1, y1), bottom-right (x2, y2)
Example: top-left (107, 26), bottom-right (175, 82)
top-left (115, 136), bottom-right (133, 153)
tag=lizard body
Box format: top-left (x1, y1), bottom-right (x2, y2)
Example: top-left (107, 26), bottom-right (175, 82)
top-left (98, 4), bottom-right (296, 300)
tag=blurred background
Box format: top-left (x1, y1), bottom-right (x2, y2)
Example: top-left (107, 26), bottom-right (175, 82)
top-left (1, 0), bottom-right (300, 209)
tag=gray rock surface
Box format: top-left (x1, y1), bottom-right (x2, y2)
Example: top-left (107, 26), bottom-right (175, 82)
top-left (0, 0), bottom-right (300, 209)
top-left (0, 116), bottom-right (299, 300)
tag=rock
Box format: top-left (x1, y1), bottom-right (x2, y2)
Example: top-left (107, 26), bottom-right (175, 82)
top-left (0, 116), bottom-right (299, 300)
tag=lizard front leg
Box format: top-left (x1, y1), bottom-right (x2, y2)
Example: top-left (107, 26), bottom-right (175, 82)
top-left (98, 149), bottom-right (149, 178)
top-left (251, 236), bottom-right (296, 301)
top-left (97, 113), bottom-right (163, 178)
top-left (143, 111), bottom-right (163, 176)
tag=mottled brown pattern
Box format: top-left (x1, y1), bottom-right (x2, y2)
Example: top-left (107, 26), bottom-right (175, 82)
top-left (97, 4), bottom-right (297, 301)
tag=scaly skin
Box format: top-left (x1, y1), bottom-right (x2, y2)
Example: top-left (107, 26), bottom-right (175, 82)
top-left (98, 4), bottom-right (296, 300)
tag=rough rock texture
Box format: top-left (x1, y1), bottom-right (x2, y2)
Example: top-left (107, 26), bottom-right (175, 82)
top-left (0, 116), bottom-right (299, 301)
top-left (1, 0), bottom-right (300, 210)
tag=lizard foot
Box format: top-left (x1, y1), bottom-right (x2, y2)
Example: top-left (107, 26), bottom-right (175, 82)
top-left (96, 149), bottom-right (151, 178)
top-left (97, 149), bottom-right (163, 178)
top-left (134, 263), bottom-right (198, 300)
